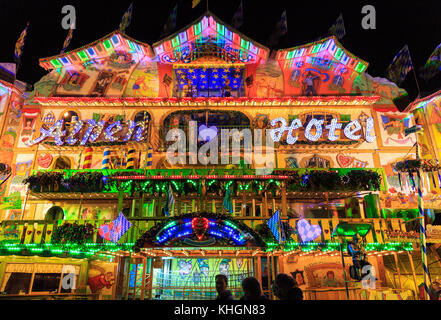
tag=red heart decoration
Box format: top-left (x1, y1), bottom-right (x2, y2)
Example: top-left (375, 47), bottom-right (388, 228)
top-left (46, 230), bottom-right (52, 235)
top-left (36, 231), bottom-right (41, 235)
top-left (38, 154), bottom-right (53, 168)
top-left (336, 153), bottom-right (354, 168)
top-left (325, 230), bottom-right (329, 234)
top-left (26, 230), bottom-right (32, 235)
top-left (22, 137), bottom-right (29, 143)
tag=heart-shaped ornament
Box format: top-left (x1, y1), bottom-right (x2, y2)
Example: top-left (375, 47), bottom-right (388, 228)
top-left (336, 153), bottom-right (353, 168)
top-left (297, 219), bottom-right (322, 242)
top-left (38, 154), bottom-right (53, 168)
top-left (198, 125), bottom-right (218, 142)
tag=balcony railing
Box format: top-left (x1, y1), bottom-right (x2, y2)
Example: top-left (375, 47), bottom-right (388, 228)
top-left (0, 217), bottom-right (408, 247)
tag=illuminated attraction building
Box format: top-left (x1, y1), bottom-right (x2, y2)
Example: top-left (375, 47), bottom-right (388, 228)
top-left (0, 13), bottom-right (434, 300)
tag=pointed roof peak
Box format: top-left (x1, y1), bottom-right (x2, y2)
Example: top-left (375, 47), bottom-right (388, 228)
top-left (153, 12), bottom-right (269, 64)
top-left (39, 30), bottom-right (153, 71)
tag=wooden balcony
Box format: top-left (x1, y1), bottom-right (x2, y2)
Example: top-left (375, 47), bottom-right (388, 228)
top-left (0, 217), bottom-right (408, 247)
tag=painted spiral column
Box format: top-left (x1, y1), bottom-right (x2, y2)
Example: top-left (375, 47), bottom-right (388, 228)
top-left (83, 147), bottom-right (93, 169)
top-left (146, 147), bottom-right (153, 169)
top-left (416, 168), bottom-right (430, 300)
top-left (126, 148), bottom-right (135, 169)
top-left (102, 147), bottom-right (112, 170)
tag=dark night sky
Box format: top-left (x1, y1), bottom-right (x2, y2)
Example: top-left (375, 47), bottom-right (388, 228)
top-left (1, 0), bottom-right (441, 100)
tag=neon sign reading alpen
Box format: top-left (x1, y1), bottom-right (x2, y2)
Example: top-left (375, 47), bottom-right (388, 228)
top-left (26, 119), bottom-right (148, 146)
top-left (269, 117), bottom-right (376, 144)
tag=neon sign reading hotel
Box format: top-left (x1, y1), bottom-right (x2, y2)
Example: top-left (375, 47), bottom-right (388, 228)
top-left (269, 117), bottom-right (376, 144)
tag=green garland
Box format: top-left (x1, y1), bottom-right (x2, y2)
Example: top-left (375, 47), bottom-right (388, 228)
top-left (51, 223), bottom-right (95, 244)
top-left (25, 169), bottom-right (382, 194)
top-left (394, 159), bottom-right (441, 173)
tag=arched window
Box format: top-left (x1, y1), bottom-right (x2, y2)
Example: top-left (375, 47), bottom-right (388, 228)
top-left (53, 156), bottom-right (71, 170)
top-left (45, 206), bottom-right (64, 221)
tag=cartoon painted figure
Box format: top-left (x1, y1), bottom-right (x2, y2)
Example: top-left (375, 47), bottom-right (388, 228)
top-left (197, 259), bottom-right (210, 278)
top-left (303, 72), bottom-right (319, 96)
top-left (177, 260), bottom-right (192, 279)
top-left (88, 272), bottom-right (115, 293)
top-left (219, 259), bottom-right (231, 278)
top-left (323, 271), bottom-right (340, 287)
top-left (87, 264), bottom-right (115, 294)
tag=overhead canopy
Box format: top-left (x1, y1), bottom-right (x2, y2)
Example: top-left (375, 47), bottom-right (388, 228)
top-left (152, 12), bottom-right (269, 65)
top-left (39, 30), bottom-right (153, 71)
top-left (277, 36), bottom-right (368, 74)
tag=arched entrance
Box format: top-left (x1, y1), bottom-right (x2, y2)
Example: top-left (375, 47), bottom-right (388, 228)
top-left (124, 212), bottom-right (268, 300)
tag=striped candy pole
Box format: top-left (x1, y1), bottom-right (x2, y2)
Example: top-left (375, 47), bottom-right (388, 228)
top-left (126, 148), bottom-right (135, 169)
top-left (413, 141), bottom-right (431, 300)
top-left (83, 147), bottom-right (93, 169)
top-left (102, 147), bottom-right (112, 170)
top-left (146, 147), bottom-right (153, 169)
top-left (416, 168), bottom-right (431, 300)
top-left (122, 149), bottom-right (127, 168)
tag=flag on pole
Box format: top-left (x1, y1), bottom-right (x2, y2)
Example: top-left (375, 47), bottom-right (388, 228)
top-left (268, 9), bottom-right (288, 48)
top-left (223, 185), bottom-right (234, 213)
top-left (14, 22), bottom-right (30, 66)
top-left (328, 13), bottom-right (346, 40)
top-left (386, 45), bottom-right (414, 85)
top-left (164, 184), bottom-right (175, 216)
top-left (231, 0), bottom-right (244, 30)
top-left (98, 212), bottom-right (131, 243)
top-left (119, 2), bottom-right (133, 33)
top-left (160, 4), bottom-right (178, 38)
top-left (192, 0), bottom-right (202, 8)
top-left (420, 43), bottom-right (441, 80)
top-left (267, 210), bottom-right (285, 243)
top-left (60, 24), bottom-right (75, 54)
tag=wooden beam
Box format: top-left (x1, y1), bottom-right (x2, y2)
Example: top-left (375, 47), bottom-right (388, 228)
top-left (393, 252), bottom-right (402, 289)
top-left (407, 251), bottom-right (419, 298)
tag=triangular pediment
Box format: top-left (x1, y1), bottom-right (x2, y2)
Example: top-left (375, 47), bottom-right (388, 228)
top-left (39, 30), bottom-right (153, 71)
top-left (152, 12), bottom-right (269, 66)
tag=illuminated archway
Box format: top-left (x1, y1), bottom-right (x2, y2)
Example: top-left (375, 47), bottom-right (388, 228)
top-left (134, 212), bottom-right (265, 250)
